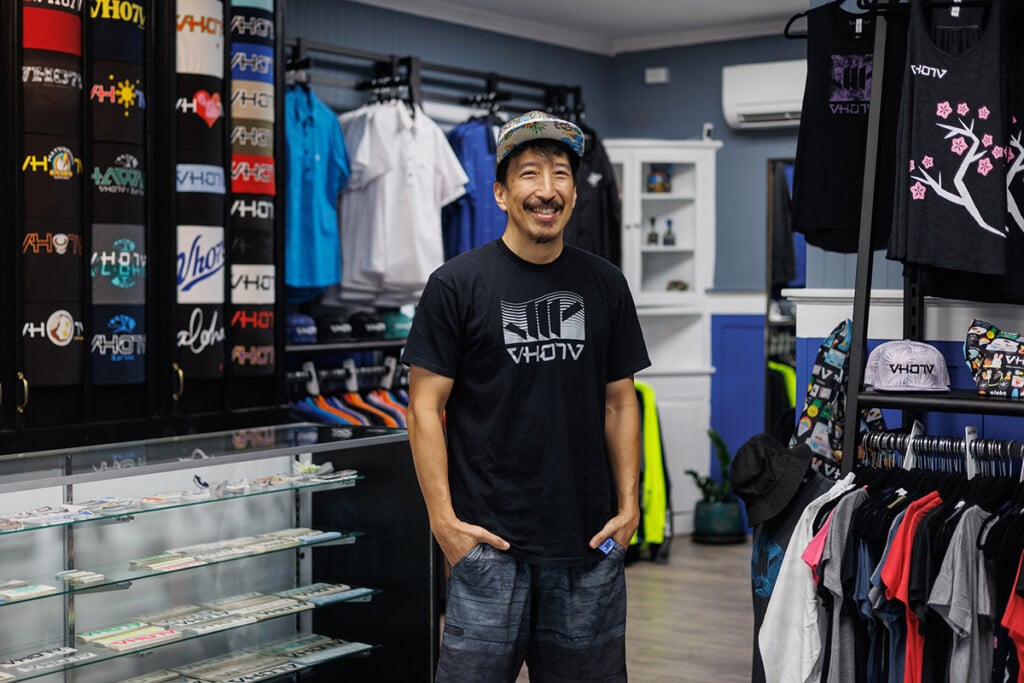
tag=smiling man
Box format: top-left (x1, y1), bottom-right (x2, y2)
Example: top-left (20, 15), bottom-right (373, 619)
top-left (402, 111), bottom-right (651, 682)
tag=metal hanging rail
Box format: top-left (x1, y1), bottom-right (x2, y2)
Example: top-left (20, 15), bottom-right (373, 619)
top-left (285, 38), bottom-right (583, 114)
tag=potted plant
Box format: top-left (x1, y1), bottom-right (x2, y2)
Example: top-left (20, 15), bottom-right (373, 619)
top-left (685, 428), bottom-right (746, 544)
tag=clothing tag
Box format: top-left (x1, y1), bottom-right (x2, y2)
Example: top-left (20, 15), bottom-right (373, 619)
top-left (855, 18), bottom-right (863, 35)
top-left (951, 0), bottom-right (960, 18)
top-left (598, 538), bottom-right (616, 555)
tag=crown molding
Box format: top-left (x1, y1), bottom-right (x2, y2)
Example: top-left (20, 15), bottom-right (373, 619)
top-left (348, 0), bottom-right (615, 55)
top-left (610, 17), bottom-right (787, 54)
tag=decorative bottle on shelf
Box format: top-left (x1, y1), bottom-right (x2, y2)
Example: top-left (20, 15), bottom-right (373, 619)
top-left (662, 218), bottom-right (676, 246)
top-left (647, 217), bottom-right (659, 245)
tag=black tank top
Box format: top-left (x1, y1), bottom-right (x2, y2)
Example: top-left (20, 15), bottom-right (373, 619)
top-left (791, 3), bottom-right (907, 253)
top-left (890, 0), bottom-right (1008, 275)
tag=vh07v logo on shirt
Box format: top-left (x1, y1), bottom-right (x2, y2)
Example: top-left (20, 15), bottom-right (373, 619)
top-left (176, 226), bottom-right (225, 303)
top-left (501, 291), bottom-right (585, 365)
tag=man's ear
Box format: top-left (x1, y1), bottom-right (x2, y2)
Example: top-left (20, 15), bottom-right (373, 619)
top-left (493, 181), bottom-right (508, 212)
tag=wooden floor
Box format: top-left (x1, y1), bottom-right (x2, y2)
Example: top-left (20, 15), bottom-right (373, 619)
top-left (516, 537), bottom-right (753, 682)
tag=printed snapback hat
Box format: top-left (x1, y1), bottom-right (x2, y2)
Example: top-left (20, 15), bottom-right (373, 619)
top-left (495, 111), bottom-right (585, 169)
top-left (864, 340), bottom-right (950, 392)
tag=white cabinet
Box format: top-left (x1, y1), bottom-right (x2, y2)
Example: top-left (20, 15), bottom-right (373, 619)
top-left (605, 139), bottom-right (721, 535)
top-left (606, 139), bottom-right (721, 309)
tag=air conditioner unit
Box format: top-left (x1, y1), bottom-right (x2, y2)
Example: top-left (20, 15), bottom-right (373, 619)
top-left (722, 60), bottom-right (806, 129)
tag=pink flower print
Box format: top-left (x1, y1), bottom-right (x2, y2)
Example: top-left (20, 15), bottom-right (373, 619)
top-left (957, 102), bottom-right (970, 116)
top-left (936, 101), bottom-right (953, 119)
top-left (951, 136), bottom-right (968, 155)
top-left (994, 146), bottom-right (1005, 159)
top-left (1010, 148), bottom-right (1017, 162)
top-left (978, 157), bottom-right (994, 176)
top-left (979, 106), bottom-right (991, 120)
top-left (922, 156), bottom-right (934, 169)
top-left (910, 160), bottom-right (915, 171)
top-left (910, 182), bottom-right (927, 200)
top-left (982, 134), bottom-right (993, 147)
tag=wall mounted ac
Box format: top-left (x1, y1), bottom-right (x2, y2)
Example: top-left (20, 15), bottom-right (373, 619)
top-left (722, 59), bottom-right (806, 129)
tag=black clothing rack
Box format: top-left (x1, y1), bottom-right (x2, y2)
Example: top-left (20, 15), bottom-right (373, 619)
top-left (286, 37), bottom-right (584, 117)
top-left (840, 2), bottom-right (1024, 475)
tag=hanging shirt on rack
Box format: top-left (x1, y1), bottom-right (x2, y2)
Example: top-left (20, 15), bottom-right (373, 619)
top-left (563, 121), bottom-right (622, 266)
top-left (791, 2), bottom-right (907, 253)
top-left (337, 101), bottom-right (468, 306)
top-left (890, 0), bottom-right (1008, 276)
top-left (442, 117), bottom-right (507, 259)
top-left (760, 473), bottom-right (855, 683)
top-left (928, 505), bottom-right (993, 683)
top-left (285, 84), bottom-right (350, 292)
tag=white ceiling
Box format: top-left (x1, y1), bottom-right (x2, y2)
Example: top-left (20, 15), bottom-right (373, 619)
top-left (349, 0), bottom-right (808, 55)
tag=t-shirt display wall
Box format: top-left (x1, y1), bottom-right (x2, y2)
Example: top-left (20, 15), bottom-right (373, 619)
top-left (175, 0), bottom-right (227, 382)
top-left (228, 0), bottom-right (276, 379)
top-left (6, 0), bottom-right (283, 445)
top-left (21, 0), bottom-right (85, 390)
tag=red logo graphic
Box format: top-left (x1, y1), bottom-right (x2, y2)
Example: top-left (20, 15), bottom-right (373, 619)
top-left (194, 90), bottom-right (222, 128)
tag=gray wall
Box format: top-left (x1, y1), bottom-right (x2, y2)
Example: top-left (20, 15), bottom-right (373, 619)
top-left (609, 37), bottom-right (804, 292)
top-left (283, 0), bottom-right (615, 133)
top-left (284, 0), bottom-right (895, 291)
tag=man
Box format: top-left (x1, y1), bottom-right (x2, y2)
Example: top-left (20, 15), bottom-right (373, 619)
top-left (402, 111), bottom-right (650, 682)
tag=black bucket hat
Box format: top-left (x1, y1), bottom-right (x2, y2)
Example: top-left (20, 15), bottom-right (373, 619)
top-left (729, 433), bottom-right (813, 526)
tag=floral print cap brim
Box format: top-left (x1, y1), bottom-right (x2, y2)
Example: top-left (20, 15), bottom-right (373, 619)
top-left (495, 110), bottom-right (585, 169)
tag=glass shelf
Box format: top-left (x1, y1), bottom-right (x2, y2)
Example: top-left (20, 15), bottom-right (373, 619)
top-left (1, 623), bottom-right (378, 682)
top-left (0, 473), bottom-right (363, 539)
top-left (640, 244), bottom-right (694, 253)
top-left (0, 424), bottom-right (407, 495)
top-left (0, 532), bottom-right (362, 609)
top-left (286, 338), bottom-right (407, 353)
top-left (640, 191), bottom-right (695, 201)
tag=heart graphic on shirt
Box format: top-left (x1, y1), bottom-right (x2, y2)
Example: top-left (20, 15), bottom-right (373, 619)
top-left (193, 90), bottom-right (222, 128)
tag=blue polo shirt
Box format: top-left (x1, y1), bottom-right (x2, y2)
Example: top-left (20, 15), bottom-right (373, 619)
top-left (442, 118), bottom-right (506, 259)
top-left (284, 85), bottom-right (349, 288)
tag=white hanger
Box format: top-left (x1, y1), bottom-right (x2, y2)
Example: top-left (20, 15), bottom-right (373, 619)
top-left (903, 419), bottom-right (924, 471)
top-left (964, 425), bottom-right (978, 480)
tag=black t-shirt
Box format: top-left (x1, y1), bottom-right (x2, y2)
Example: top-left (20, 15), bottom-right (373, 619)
top-left (22, 49), bottom-right (82, 136)
top-left (23, 219), bottom-right (82, 302)
top-left (791, 3), bottom-right (907, 253)
top-left (229, 304), bottom-right (274, 376)
top-left (22, 132), bottom-right (83, 220)
top-left (177, 73), bottom-right (225, 163)
top-left (175, 303), bottom-right (225, 379)
top-left (22, 301), bottom-right (84, 386)
top-left (91, 304), bottom-right (146, 385)
top-left (402, 239), bottom-right (650, 566)
top-left (90, 0), bottom-right (145, 64)
top-left (91, 60), bottom-right (145, 144)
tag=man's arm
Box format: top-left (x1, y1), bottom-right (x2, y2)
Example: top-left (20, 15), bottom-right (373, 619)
top-left (589, 375), bottom-right (642, 550)
top-left (406, 365), bottom-right (509, 565)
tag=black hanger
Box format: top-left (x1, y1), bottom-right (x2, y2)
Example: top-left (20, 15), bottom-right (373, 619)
top-left (783, 8), bottom-right (810, 39)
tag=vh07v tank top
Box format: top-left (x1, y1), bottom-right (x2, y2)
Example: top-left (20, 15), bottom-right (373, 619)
top-left (890, 0), bottom-right (1008, 276)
